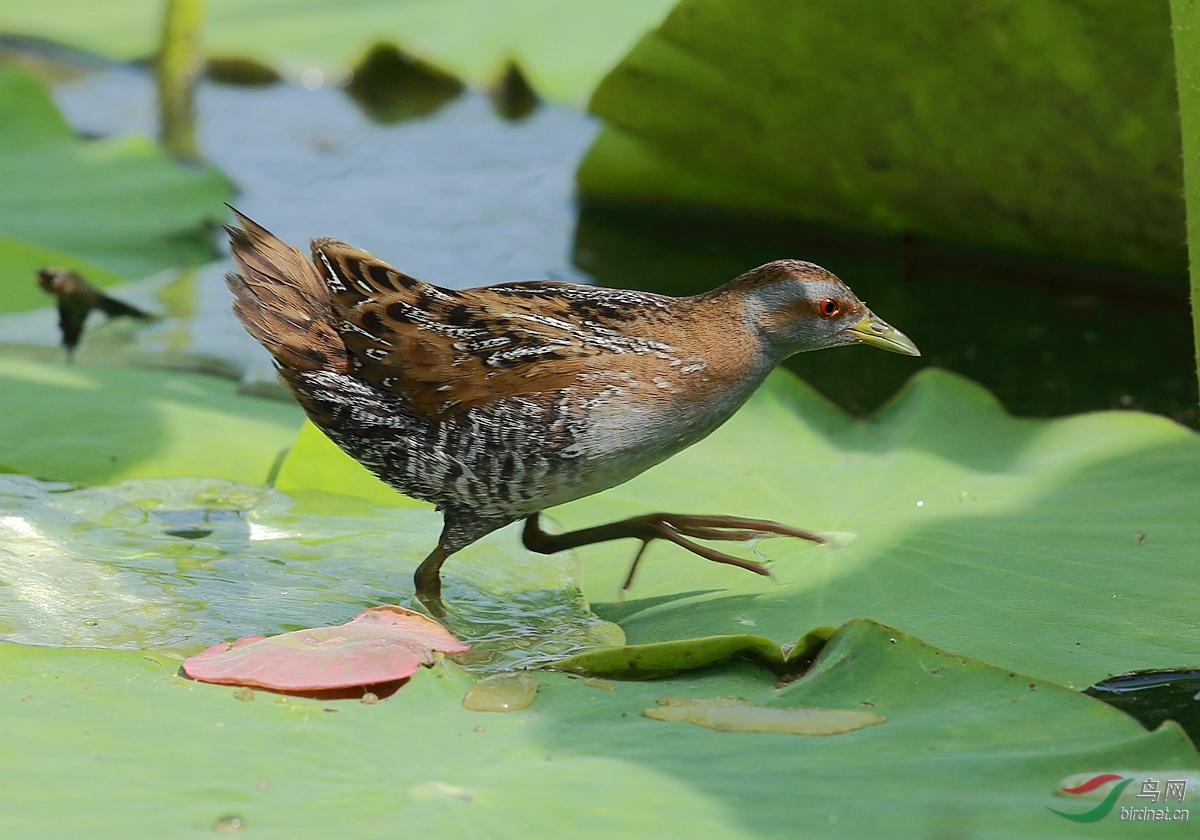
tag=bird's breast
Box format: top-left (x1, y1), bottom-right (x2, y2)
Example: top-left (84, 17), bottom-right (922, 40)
top-left (552, 355), bottom-right (771, 491)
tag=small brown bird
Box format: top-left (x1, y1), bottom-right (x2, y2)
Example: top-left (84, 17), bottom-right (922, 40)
top-left (225, 211), bottom-right (919, 611)
top-left (36, 267), bottom-right (152, 357)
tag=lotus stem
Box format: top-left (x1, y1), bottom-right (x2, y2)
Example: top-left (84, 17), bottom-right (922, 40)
top-left (156, 0), bottom-right (204, 161)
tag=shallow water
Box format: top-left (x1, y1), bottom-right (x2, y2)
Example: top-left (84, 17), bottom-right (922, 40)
top-left (55, 63), bottom-right (596, 286)
top-left (0, 474), bottom-right (622, 669)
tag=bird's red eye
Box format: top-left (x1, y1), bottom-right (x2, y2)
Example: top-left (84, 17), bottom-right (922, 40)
top-left (819, 298), bottom-right (840, 317)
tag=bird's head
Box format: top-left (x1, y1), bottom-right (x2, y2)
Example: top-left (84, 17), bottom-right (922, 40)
top-left (35, 267), bottom-right (63, 294)
top-left (729, 260), bottom-right (919, 360)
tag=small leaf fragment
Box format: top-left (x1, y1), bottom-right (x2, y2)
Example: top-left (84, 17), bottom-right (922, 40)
top-left (183, 605), bottom-right (469, 692)
top-left (462, 673), bottom-right (539, 712)
top-left (584, 677), bottom-right (617, 691)
top-left (643, 696), bottom-right (886, 735)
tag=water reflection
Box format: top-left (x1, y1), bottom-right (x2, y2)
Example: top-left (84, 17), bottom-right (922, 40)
top-left (344, 43), bottom-right (464, 123)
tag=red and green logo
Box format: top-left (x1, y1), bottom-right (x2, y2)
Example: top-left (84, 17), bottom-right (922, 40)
top-left (1049, 774), bottom-right (1133, 822)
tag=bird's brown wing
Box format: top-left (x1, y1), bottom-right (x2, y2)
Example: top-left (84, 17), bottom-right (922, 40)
top-left (312, 238), bottom-right (678, 418)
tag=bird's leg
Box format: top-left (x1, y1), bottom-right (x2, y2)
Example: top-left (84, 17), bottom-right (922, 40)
top-left (413, 543), bottom-right (449, 616)
top-left (522, 512), bottom-right (827, 590)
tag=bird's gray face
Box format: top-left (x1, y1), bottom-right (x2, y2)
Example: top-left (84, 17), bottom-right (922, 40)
top-left (747, 265), bottom-right (920, 360)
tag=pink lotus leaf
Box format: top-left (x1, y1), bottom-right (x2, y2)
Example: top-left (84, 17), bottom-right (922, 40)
top-left (183, 605), bottom-right (469, 692)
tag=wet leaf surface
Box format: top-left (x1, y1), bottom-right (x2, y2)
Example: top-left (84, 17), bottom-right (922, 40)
top-left (461, 672), bottom-right (539, 712)
top-left (282, 365), bottom-right (1200, 690)
top-left (0, 474), bottom-right (621, 669)
top-left (2, 12), bottom-right (1199, 837)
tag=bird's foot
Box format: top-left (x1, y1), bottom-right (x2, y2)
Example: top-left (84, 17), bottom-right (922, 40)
top-left (415, 588), bottom-right (448, 619)
top-left (414, 545), bottom-right (449, 617)
top-left (522, 512), bottom-right (827, 591)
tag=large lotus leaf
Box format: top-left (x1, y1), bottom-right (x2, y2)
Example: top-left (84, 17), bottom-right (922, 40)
top-left (0, 358), bottom-right (300, 485)
top-left (1, 619), bottom-right (1196, 838)
top-left (0, 67), bottom-right (230, 278)
top-left (578, 0), bottom-right (1186, 275)
top-left (277, 366), bottom-right (1200, 689)
top-left (0, 0), bottom-right (677, 103)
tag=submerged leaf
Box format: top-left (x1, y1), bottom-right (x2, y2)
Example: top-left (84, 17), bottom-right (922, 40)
top-left (551, 625), bottom-right (835, 679)
top-left (643, 695), bottom-right (885, 736)
top-left (461, 672), bottom-right (539, 712)
top-left (183, 605), bottom-right (469, 691)
top-left (553, 635), bottom-right (781, 679)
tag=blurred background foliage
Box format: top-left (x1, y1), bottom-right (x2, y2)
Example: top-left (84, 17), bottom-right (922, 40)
top-left (1, 0), bottom-right (1196, 420)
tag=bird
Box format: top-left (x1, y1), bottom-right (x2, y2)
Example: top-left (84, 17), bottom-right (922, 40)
top-left (35, 267), bottom-right (152, 357)
top-left (224, 210), bottom-right (919, 612)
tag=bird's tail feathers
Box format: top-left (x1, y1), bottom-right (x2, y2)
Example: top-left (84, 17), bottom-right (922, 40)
top-left (96, 294), bottom-right (152, 320)
top-left (224, 208), bottom-right (348, 374)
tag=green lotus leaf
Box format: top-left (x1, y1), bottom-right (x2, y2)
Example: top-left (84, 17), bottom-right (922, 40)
top-left (0, 357), bottom-right (301, 485)
top-left (0, 67), bottom-right (230, 278)
top-left (1, 618), bottom-right (1195, 838)
top-left (578, 0), bottom-right (1185, 274)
